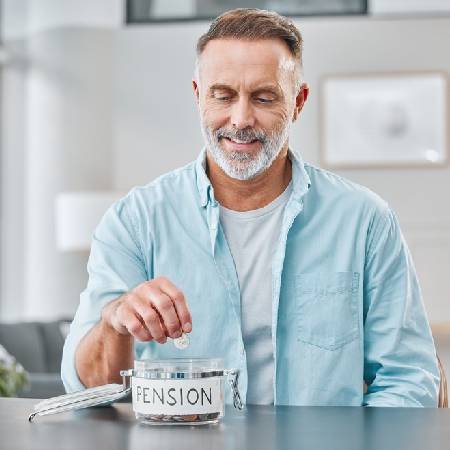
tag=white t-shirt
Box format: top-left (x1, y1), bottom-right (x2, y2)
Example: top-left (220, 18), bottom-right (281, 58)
top-left (219, 181), bottom-right (293, 404)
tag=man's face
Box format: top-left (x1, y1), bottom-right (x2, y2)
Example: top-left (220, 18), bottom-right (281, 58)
top-left (193, 38), bottom-right (307, 180)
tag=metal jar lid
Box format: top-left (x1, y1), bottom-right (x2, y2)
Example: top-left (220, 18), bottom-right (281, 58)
top-left (131, 357), bottom-right (225, 380)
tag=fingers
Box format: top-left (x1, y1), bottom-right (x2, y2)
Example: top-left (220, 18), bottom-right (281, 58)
top-left (142, 284), bottom-right (183, 339)
top-left (114, 300), bottom-right (153, 342)
top-left (133, 295), bottom-right (168, 343)
top-left (107, 277), bottom-right (192, 344)
top-left (157, 277), bottom-right (192, 333)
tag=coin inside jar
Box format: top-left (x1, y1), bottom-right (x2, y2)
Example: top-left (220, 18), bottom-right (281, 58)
top-left (173, 333), bottom-right (189, 349)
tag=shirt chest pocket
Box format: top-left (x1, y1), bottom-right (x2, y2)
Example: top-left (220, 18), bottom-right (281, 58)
top-left (295, 272), bottom-right (360, 351)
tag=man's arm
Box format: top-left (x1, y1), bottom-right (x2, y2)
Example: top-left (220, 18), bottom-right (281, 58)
top-left (363, 206), bottom-right (439, 407)
top-left (62, 195), bottom-right (191, 391)
top-left (75, 307), bottom-right (133, 387)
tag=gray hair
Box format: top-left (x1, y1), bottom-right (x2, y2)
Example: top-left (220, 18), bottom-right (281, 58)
top-left (194, 8), bottom-right (304, 93)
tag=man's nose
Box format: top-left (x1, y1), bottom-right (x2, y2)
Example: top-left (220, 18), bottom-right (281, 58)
top-left (230, 98), bottom-right (256, 129)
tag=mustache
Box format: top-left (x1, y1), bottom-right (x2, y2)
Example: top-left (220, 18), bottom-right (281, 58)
top-left (214, 127), bottom-right (267, 143)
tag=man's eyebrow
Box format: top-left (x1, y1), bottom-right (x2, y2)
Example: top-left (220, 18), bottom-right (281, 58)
top-left (252, 85), bottom-right (281, 95)
top-left (209, 83), bottom-right (235, 92)
top-left (208, 83), bottom-right (281, 94)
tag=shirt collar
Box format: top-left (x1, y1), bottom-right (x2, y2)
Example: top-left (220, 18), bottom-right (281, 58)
top-left (195, 147), bottom-right (213, 207)
top-left (195, 146), bottom-right (311, 208)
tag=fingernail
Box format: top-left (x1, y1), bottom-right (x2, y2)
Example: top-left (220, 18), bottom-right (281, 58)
top-left (183, 322), bottom-right (192, 333)
top-left (173, 330), bottom-right (182, 339)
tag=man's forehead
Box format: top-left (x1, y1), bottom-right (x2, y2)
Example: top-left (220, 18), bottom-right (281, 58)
top-left (200, 62), bottom-right (293, 91)
top-left (199, 38), bottom-right (295, 73)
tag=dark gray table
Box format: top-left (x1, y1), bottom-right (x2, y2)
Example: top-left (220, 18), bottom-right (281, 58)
top-left (1, 398), bottom-right (450, 450)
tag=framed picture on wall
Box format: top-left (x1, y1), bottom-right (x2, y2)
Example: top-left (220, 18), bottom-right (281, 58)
top-left (126, 0), bottom-right (368, 23)
top-left (320, 72), bottom-right (449, 168)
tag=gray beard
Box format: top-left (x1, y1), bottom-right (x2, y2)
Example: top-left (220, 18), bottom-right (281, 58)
top-left (200, 120), bottom-right (291, 180)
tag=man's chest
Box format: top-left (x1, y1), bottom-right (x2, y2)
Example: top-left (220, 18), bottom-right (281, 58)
top-left (150, 202), bottom-right (367, 317)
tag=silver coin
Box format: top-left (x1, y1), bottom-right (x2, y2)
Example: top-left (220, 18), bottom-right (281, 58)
top-left (173, 333), bottom-right (190, 349)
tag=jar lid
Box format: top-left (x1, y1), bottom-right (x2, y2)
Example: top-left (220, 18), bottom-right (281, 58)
top-left (29, 383), bottom-right (130, 422)
top-left (133, 358), bottom-right (225, 379)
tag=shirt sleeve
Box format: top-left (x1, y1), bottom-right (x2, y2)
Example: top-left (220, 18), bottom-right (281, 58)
top-left (362, 206), bottom-right (440, 407)
top-left (61, 196), bottom-right (149, 392)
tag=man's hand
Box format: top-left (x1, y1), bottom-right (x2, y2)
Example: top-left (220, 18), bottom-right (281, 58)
top-left (102, 277), bottom-right (192, 344)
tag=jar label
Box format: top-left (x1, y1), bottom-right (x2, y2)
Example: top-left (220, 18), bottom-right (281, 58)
top-left (132, 377), bottom-right (223, 415)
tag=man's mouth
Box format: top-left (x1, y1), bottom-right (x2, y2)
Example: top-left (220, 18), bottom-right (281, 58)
top-left (224, 137), bottom-right (258, 144)
top-left (223, 136), bottom-right (260, 152)
top-left (223, 137), bottom-right (260, 152)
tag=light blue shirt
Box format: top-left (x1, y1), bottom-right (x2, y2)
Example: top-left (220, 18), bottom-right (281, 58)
top-left (62, 148), bottom-right (439, 407)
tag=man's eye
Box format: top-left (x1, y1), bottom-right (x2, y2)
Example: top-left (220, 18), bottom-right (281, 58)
top-left (212, 91), bottom-right (232, 101)
top-left (256, 98), bottom-right (273, 104)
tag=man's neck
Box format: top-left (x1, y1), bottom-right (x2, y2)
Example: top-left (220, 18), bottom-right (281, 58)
top-left (206, 146), bottom-right (292, 212)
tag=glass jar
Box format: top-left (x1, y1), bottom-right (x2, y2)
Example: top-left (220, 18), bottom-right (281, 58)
top-left (122, 358), bottom-right (242, 426)
top-left (28, 358), bottom-right (242, 424)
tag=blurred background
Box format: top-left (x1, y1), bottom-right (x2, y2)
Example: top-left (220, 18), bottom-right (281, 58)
top-left (0, 0), bottom-right (449, 397)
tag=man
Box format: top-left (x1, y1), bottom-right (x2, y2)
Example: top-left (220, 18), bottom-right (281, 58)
top-left (62, 8), bottom-right (439, 407)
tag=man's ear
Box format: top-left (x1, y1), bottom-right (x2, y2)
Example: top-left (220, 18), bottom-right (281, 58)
top-left (292, 83), bottom-right (309, 122)
top-left (192, 79), bottom-right (200, 104)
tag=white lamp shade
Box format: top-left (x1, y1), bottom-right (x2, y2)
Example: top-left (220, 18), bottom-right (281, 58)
top-left (55, 191), bottom-right (123, 251)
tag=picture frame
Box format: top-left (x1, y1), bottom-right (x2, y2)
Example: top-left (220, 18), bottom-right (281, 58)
top-left (320, 71), bottom-right (449, 169)
top-left (126, 0), bottom-right (368, 23)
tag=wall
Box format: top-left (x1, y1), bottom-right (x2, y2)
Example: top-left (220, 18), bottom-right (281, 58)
top-left (1, 0), bottom-right (31, 320)
top-left (113, 23), bottom-right (207, 188)
top-left (0, 0), bottom-right (121, 320)
top-left (0, 39), bottom-right (27, 321)
top-left (23, 28), bottom-right (115, 319)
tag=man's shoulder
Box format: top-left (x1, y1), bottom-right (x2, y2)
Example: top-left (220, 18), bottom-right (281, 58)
top-left (137, 159), bottom-right (197, 194)
top-left (303, 162), bottom-right (390, 216)
top-left (122, 160), bottom-right (198, 207)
